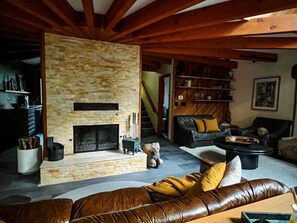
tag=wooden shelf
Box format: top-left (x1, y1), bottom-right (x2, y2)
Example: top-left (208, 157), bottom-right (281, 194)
top-left (176, 75), bottom-right (235, 82)
top-left (177, 86), bottom-right (234, 91)
top-left (193, 99), bottom-right (233, 103)
top-left (5, 90), bottom-right (30, 94)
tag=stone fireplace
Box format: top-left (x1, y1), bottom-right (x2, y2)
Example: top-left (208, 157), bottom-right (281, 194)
top-left (39, 33), bottom-right (146, 186)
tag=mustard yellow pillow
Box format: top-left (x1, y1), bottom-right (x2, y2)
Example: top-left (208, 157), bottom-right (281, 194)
top-left (194, 119), bottom-right (205, 132)
top-left (186, 162), bottom-right (226, 195)
top-left (203, 118), bottom-right (220, 132)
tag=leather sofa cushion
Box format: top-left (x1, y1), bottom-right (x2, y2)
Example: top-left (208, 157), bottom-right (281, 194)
top-left (203, 118), bottom-right (220, 132)
top-left (192, 130), bottom-right (226, 141)
top-left (194, 119), bottom-right (205, 132)
top-left (71, 187), bottom-right (152, 220)
top-left (186, 162), bottom-right (226, 195)
top-left (0, 199), bottom-right (73, 223)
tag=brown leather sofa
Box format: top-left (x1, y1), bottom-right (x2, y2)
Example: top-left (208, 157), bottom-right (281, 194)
top-left (0, 178), bottom-right (291, 223)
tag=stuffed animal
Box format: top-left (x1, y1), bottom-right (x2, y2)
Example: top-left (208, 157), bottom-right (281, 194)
top-left (142, 142), bottom-right (164, 168)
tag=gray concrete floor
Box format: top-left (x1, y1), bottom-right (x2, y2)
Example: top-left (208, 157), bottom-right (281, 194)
top-left (0, 135), bottom-right (201, 205)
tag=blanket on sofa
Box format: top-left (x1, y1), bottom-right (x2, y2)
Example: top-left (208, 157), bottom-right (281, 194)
top-left (145, 173), bottom-right (202, 197)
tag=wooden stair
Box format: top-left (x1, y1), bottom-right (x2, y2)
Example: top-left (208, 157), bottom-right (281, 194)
top-left (141, 101), bottom-right (155, 137)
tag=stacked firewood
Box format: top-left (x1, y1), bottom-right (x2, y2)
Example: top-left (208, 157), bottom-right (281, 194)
top-left (18, 136), bottom-right (41, 150)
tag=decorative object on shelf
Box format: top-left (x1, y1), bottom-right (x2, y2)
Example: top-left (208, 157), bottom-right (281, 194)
top-left (185, 79), bottom-right (191, 87)
top-left (200, 92), bottom-right (204, 99)
top-left (18, 73), bottom-right (25, 91)
top-left (228, 70), bottom-right (234, 79)
top-left (195, 92), bottom-right (200, 100)
top-left (252, 76), bottom-right (280, 111)
top-left (207, 95), bottom-right (212, 100)
top-left (10, 78), bottom-right (17, 91)
top-left (5, 75), bottom-right (10, 90)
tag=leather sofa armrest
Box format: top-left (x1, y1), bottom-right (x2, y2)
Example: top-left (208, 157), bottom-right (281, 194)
top-left (257, 133), bottom-right (271, 146)
top-left (220, 127), bottom-right (231, 135)
top-left (238, 126), bottom-right (257, 136)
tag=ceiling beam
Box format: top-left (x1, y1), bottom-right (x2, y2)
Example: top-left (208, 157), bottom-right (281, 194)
top-left (138, 14), bottom-right (297, 44)
top-left (0, 15), bottom-right (41, 34)
top-left (132, 0), bottom-right (297, 40)
top-left (42, 0), bottom-right (86, 38)
top-left (142, 37), bottom-right (297, 49)
top-left (143, 52), bottom-right (238, 68)
top-left (82, 0), bottom-right (96, 38)
top-left (5, 0), bottom-right (72, 35)
top-left (0, 1), bottom-right (52, 31)
top-left (142, 47), bottom-right (278, 62)
top-left (101, 0), bottom-right (136, 40)
top-left (110, 0), bottom-right (205, 41)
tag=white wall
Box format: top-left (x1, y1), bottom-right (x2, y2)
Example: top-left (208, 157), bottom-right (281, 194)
top-left (231, 51), bottom-right (297, 135)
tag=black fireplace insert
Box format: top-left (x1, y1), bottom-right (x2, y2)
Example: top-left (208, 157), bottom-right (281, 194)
top-left (73, 124), bottom-right (119, 153)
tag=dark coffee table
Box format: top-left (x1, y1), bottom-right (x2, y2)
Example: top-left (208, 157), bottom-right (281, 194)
top-left (214, 137), bottom-right (274, 169)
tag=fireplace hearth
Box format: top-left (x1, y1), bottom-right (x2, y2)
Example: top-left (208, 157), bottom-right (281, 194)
top-left (74, 124), bottom-right (119, 153)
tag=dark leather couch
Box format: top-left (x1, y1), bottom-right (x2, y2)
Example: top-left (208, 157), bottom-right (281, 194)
top-left (174, 115), bottom-right (230, 148)
top-left (0, 178), bottom-right (290, 223)
top-left (238, 117), bottom-right (292, 155)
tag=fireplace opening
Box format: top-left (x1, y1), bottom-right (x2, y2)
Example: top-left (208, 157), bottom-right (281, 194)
top-left (74, 124), bottom-right (119, 153)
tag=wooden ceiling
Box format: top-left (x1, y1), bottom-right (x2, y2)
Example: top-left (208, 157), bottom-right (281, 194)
top-left (1, 0), bottom-right (297, 69)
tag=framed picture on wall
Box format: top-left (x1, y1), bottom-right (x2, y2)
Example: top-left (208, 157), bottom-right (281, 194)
top-left (252, 76), bottom-right (280, 111)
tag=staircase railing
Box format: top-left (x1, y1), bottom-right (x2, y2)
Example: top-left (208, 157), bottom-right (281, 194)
top-left (141, 81), bottom-right (157, 113)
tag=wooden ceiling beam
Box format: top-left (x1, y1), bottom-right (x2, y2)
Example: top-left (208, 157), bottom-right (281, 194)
top-left (139, 15), bottom-right (297, 44)
top-left (142, 47), bottom-right (278, 63)
top-left (110, 0), bottom-right (205, 41)
top-left (42, 0), bottom-right (86, 38)
top-left (142, 37), bottom-right (297, 49)
top-left (132, 0), bottom-right (297, 39)
top-left (101, 0), bottom-right (136, 40)
top-left (0, 15), bottom-right (41, 34)
top-left (82, 0), bottom-right (96, 39)
top-left (0, 1), bottom-right (52, 31)
top-left (5, 0), bottom-right (71, 34)
top-left (143, 52), bottom-right (238, 68)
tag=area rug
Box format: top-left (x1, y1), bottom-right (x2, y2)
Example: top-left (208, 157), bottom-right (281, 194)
top-left (180, 145), bottom-right (297, 188)
top-left (55, 181), bottom-right (150, 201)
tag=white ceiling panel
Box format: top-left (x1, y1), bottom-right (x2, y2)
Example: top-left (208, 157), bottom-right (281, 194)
top-left (67, 0), bottom-right (114, 14)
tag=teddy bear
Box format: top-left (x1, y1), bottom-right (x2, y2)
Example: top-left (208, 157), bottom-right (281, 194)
top-left (142, 142), bottom-right (164, 168)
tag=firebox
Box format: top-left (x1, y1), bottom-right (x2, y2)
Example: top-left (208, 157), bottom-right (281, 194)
top-left (73, 124), bottom-right (119, 153)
